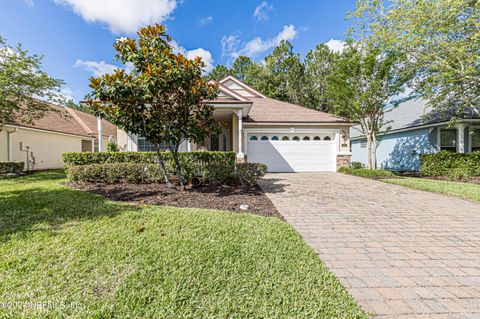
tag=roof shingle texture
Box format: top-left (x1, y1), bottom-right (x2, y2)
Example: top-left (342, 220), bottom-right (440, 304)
top-left (245, 97), bottom-right (349, 123)
top-left (11, 103), bottom-right (117, 138)
top-left (69, 108), bottom-right (118, 137)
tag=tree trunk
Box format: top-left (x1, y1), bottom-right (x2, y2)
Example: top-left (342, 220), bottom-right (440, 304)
top-left (170, 144), bottom-right (185, 190)
top-left (366, 131), bottom-right (377, 170)
top-left (154, 143), bottom-right (171, 186)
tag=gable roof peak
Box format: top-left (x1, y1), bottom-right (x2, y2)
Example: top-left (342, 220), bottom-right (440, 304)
top-left (218, 75), bottom-right (267, 99)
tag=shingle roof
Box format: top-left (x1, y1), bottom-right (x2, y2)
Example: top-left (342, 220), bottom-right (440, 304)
top-left (10, 102), bottom-right (117, 138)
top-left (210, 76), bottom-right (351, 124)
top-left (245, 97), bottom-right (350, 123)
top-left (350, 99), bottom-right (480, 138)
top-left (68, 108), bottom-right (118, 138)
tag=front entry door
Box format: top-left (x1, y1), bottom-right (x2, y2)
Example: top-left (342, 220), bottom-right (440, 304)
top-left (209, 128), bottom-right (231, 151)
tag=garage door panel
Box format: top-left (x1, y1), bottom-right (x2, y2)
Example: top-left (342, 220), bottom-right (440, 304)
top-left (247, 138), bottom-right (336, 172)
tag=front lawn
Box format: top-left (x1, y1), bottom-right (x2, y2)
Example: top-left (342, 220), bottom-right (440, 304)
top-left (0, 171), bottom-right (366, 318)
top-left (384, 177), bottom-right (480, 202)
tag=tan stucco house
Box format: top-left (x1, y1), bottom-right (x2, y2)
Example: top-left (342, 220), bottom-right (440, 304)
top-left (118, 76), bottom-right (353, 172)
top-left (0, 104), bottom-right (117, 170)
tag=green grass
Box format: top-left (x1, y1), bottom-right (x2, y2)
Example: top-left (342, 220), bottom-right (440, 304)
top-left (0, 171), bottom-right (366, 318)
top-left (384, 177), bottom-right (480, 202)
top-left (338, 167), bottom-right (399, 180)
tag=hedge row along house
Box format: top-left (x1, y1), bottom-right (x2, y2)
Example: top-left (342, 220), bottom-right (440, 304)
top-left (0, 103), bottom-right (118, 170)
top-left (351, 99), bottom-right (480, 171)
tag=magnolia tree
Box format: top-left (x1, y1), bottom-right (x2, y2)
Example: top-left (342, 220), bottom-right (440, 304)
top-left (326, 43), bottom-right (406, 169)
top-left (87, 24), bottom-right (219, 188)
top-left (0, 37), bottom-right (63, 129)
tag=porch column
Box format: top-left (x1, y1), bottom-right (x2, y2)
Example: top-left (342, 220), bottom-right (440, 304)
top-left (187, 140), bottom-right (191, 152)
top-left (243, 130), bottom-right (248, 156)
top-left (457, 123), bottom-right (465, 153)
top-left (236, 109), bottom-right (244, 160)
top-left (97, 115), bottom-right (103, 152)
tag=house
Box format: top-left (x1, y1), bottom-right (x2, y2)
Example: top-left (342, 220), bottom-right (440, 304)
top-left (118, 75), bottom-right (354, 172)
top-left (0, 103), bottom-right (118, 170)
top-left (351, 99), bottom-right (480, 171)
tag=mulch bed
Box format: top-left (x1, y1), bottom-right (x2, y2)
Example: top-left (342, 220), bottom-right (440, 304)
top-left (67, 182), bottom-right (281, 218)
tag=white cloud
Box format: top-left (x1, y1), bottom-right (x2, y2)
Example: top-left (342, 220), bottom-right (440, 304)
top-left (23, 0), bottom-right (34, 7)
top-left (75, 44), bottom-right (213, 78)
top-left (74, 59), bottom-right (121, 77)
top-left (222, 25), bottom-right (298, 59)
top-left (325, 39), bottom-right (345, 53)
top-left (186, 48), bottom-right (214, 73)
top-left (253, 1), bottom-right (273, 22)
top-left (171, 41), bottom-right (214, 74)
top-left (54, 0), bottom-right (177, 34)
top-left (221, 34), bottom-right (241, 58)
top-left (198, 16), bottom-right (213, 27)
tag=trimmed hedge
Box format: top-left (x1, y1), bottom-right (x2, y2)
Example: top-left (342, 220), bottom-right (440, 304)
top-left (66, 162), bottom-right (267, 188)
top-left (66, 163), bottom-right (167, 183)
top-left (338, 167), bottom-right (399, 180)
top-left (62, 151), bottom-right (236, 167)
top-left (421, 151), bottom-right (480, 178)
top-left (0, 162), bottom-right (25, 175)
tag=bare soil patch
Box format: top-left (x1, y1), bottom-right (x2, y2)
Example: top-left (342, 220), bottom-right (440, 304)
top-left (67, 182), bottom-right (281, 218)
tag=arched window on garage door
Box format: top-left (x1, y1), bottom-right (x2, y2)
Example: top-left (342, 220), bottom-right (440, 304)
top-left (271, 136), bottom-right (279, 141)
top-left (293, 136), bottom-right (300, 141)
top-left (250, 136), bottom-right (258, 141)
top-left (303, 136), bottom-right (310, 141)
top-left (261, 136), bottom-right (269, 141)
top-left (313, 136), bottom-right (321, 141)
top-left (282, 136), bottom-right (289, 141)
top-left (324, 136), bottom-right (332, 141)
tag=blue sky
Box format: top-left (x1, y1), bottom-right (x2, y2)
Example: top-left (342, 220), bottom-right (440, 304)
top-left (0, 0), bottom-right (355, 102)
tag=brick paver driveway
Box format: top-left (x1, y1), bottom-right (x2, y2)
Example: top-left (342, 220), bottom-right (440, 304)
top-left (259, 172), bottom-right (480, 319)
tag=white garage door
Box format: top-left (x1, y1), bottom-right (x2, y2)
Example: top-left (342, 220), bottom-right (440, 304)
top-left (247, 133), bottom-right (337, 172)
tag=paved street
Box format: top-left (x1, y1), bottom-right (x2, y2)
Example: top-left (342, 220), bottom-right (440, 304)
top-left (259, 172), bottom-right (480, 318)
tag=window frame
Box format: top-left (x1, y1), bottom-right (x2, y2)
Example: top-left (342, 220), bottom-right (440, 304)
top-left (470, 126), bottom-right (480, 152)
top-left (439, 128), bottom-right (457, 152)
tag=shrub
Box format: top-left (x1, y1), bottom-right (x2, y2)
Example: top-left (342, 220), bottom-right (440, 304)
top-left (63, 152), bottom-right (268, 188)
top-left (0, 162), bottom-right (24, 175)
top-left (349, 161), bottom-right (365, 169)
top-left (66, 163), bottom-right (167, 184)
top-left (62, 151), bottom-right (236, 167)
top-left (106, 139), bottom-right (120, 152)
top-left (203, 163), bottom-right (235, 184)
top-left (447, 167), bottom-right (470, 181)
top-left (421, 151), bottom-right (480, 178)
top-left (338, 167), bottom-right (399, 180)
top-left (234, 163), bottom-right (267, 190)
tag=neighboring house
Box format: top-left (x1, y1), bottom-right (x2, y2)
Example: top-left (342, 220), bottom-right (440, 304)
top-left (118, 76), bottom-right (354, 172)
top-left (351, 99), bottom-right (480, 171)
top-left (0, 103), bottom-right (118, 170)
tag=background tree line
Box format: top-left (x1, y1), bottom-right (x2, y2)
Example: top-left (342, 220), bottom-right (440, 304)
top-left (207, 40), bottom-right (339, 113)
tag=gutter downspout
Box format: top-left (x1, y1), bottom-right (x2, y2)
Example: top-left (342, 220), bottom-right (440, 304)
top-left (6, 128), bottom-right (17, 161)
top-left (97, 115), bottom-right (103, 152)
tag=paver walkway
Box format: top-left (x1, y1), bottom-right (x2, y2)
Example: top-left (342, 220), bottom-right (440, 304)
top-left (259, 172), bottom-right (480, 319)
